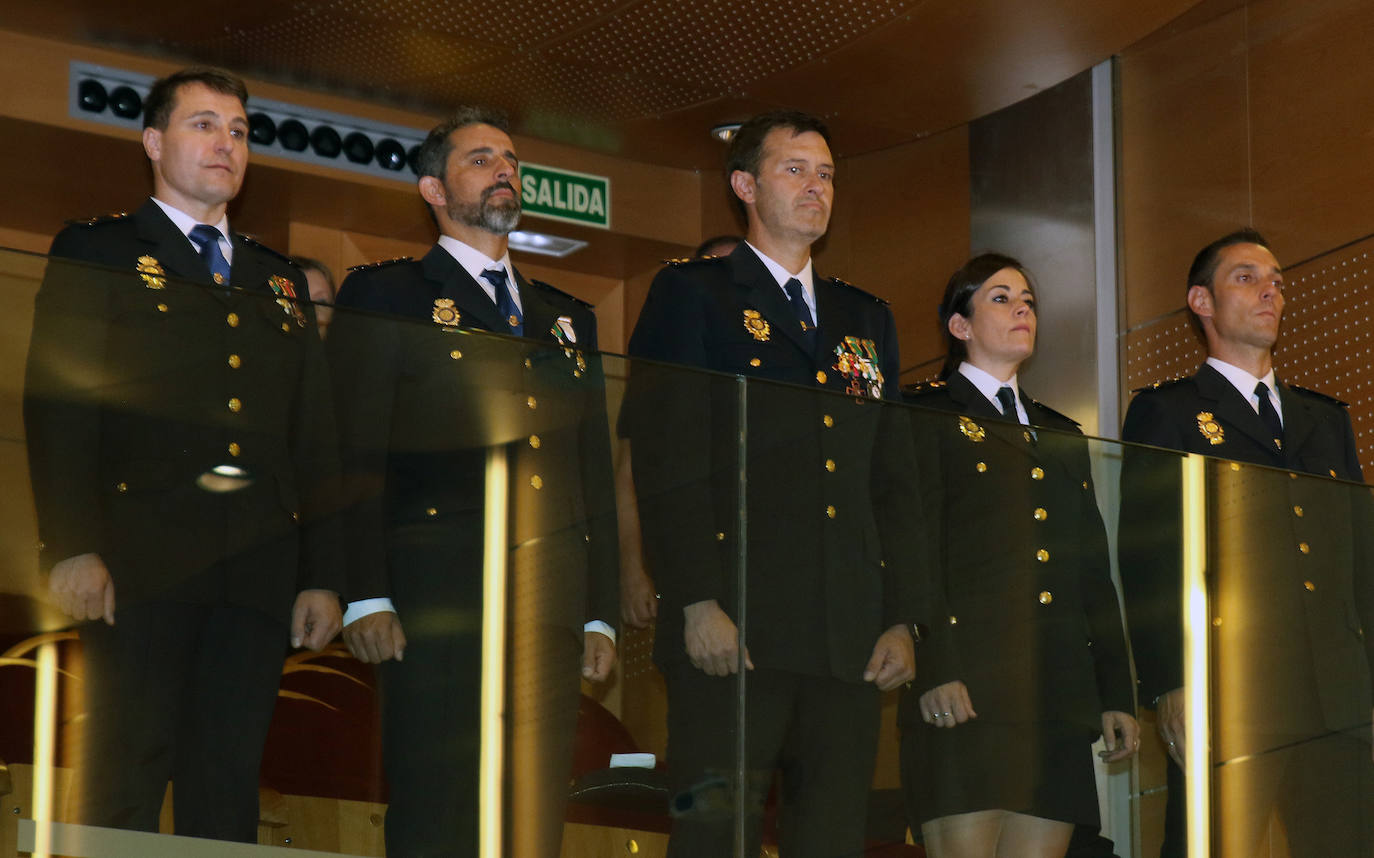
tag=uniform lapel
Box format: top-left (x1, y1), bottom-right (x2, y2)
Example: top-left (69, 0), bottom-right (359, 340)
top-left (515, 270), bottom-right (560, 346)
top-left (422, 245), bottom-right (507, 333)
top-left (1195, 363), bottom-right (1281, 455)
top-left (1275, 379), bottom-right (1317, 464)
top-left (945, 370), bottom-right (1003, 421)
top-left (133, 200), bottom-right (211, 286)
top-left (729, 245), bottom-right (814, 361)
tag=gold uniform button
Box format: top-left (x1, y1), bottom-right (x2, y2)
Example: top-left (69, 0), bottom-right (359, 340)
top-left (116, 481), bottom-right (128, 493)
top-left (508, 314), bottom-right (520, 327)
top-left (1288, 472), bottom-right (1298, 480)
top-left (824, 459), bottom-right (836, 472)
top-left (949, 616), bottom-right (958, 625)
top-left (425, 507), bottom-right (437, 517)
top-left (524, 358), bottom-right (533, 369)
top-left (1298, 542), bottom-right (1310, 554)
top-left (156, 303), bottom-right (168, 313)
top-left (1023, 430), bottom-right (1032, 443)
top-left (450, 349), bottom-right (462, 360)
top-left (1082, 481), bottom-right (1089, 490)
top-left (1038, 590), bottom-right (1053, 605)
top-left (716, 532), bottom-right (725, 541)
top-left (527, 396), bottom-right (537, 410)
top-left (226, 312), bottom-right (239, 327)
top-left (822, 414), bottom-right (834, 428)
top-left (1293, 505), bottom-right (1304, 517)
top-left (213, 272), bottom-right (226, 285)
top-left (825, 505), bottom-right (836, 519)
top-left (228, 397), bottom-right (242, 412)
top-left (749, 358), bottom-right (761, 367)
top-left (816, 370), bottom-right (828, 385)
top-left (227, 354), bottom-right (241, 368)
top-left (227, 442), bottom-right (241, 457)
top-left (976, 462), bottom-right (987, 473)
top-left (528, 435), bottom-right (541, 449)
top-left (1212, 617), bottom-right (1223, 627)
top-left (1035, 549), bottom-right (1049, 563)
top-left (290, 511), bottom-right (300, 523)
top-left (1304, 580), bottom-right (1316, 592)
top-left (281, 322), bottom-right (290, 332)
top-left (1033, 508), bottom-right (1047, 521)
top-left (1329, 468), bottom-right (1338, 478)
top-left (1230, 462), bottom-right (1242, 472)
top-left (1030, 467), bottom-right (1044, 480)
top-left (530, 475), bottom-right (543, 490)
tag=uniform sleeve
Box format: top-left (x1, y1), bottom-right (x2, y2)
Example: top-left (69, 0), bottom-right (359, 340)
top-left (328, 273), bottom-right (403, 603)
top-left (23, 234), bottom-right (115, 574)
top-left (625, 266), bottom-right (729, 613)
top-left (1118, 393), bottom-right (1188, 703)
top-left (1075, 442), bottom-right (1136, 715)
top-left (571, 307), bottom-right (621, 631)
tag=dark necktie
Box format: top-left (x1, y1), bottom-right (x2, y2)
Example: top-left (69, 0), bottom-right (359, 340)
top-left (189, 223), bottom-right (231, 286)
top-left (996, 385), bottom-right (1019, 422)
top-left (481, 267), bottom-right (522, 336)
top-left (1255, 381), bottom-right (1283, 448)
top-left (783, 277), bottom-right (816, 351)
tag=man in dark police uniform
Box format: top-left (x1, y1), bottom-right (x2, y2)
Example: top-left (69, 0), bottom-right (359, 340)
top-left (22, 66), bottom-right (342, 840)
top-left (329, 107), bottom-right (618, 858)
top-left (625, 110), bottom-right (928, 857)
top-left (1119, 229), bottom-right (1374, 857)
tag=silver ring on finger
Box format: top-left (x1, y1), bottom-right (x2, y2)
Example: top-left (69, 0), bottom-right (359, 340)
top-left (942, 712), bottom-right (951, 718)
top-left (932, 712), bottom-right (942, 720)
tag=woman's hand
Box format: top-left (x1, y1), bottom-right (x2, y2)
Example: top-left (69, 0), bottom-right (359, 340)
top-left (1099, 710), bottom-right (1141, 762)
top-left (919, 680), bottom-right (976, 728)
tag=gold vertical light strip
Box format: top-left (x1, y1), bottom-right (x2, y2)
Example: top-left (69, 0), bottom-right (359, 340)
top-left (31, 641), bottom-right (57, 858)
top-left (479, 446), bottom-right (510, 858)
top-left (1181, 454), bottom-right (1210, 857)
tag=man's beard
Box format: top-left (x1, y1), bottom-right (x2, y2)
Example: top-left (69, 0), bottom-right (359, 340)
top-left (448, 182), bottom-right (521, 234)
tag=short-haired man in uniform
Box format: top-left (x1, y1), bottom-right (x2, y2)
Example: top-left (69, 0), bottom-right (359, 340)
top-left (1118, 229), bottom-right (1374, 856)
top-left (22, 66), bottom-right (342, 841)
top-left (625, 110), bottom-right (928, 857)
top-left (329, 107), bottom-right (618, 858)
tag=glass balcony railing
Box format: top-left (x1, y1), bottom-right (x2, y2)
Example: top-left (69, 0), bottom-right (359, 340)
top-left (0, 246), bottom-right (1368, 857)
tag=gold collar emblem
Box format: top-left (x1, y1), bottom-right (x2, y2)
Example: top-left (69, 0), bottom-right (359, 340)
top-left (1196, 412), bottom-right (1224, 445)
top-left (432, 298), bottom-right (461, 327)
top-left (136, 255), bottom-right (166, 290)
top-left (743, 309), bottom-right (771, 342)
top-left (958, 415), bottom-right (986, 442)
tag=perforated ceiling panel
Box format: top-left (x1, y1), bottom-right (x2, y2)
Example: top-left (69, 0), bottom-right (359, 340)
top-left (1125, 236), bottom-right (1374, 474)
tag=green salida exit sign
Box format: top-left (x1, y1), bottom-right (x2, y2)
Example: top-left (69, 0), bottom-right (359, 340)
top-left (519, 162), bottom-right (611, 229)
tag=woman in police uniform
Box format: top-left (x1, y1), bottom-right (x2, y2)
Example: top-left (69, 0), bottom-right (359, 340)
top-left (900, 254), bottom-right (1138, 857)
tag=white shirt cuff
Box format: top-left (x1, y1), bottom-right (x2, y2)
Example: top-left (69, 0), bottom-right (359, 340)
top-left (584, 620), bottom-right (616, 645)
top-left (344, 597), bottom-right (396, 626)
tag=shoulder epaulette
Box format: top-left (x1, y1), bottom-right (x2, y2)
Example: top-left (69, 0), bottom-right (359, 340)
top-left (527, 278), bottom-right (592, 309)
top-left (66, 211), bottom-right (129, 227)
top-left (901, 379), bottom-right (947, 396)
top-left (348, 256), bottom-right (414, 273)
top-left (662, 255), bottom-right (720, 267)
top-left (1131, 376), bottom-right (1190, 394)
top-left (1288, 384), bottom-right (1350, 408)
top-left (827, 276), bottom-right (889, 305)
top-left (1027, 399), bottom-right (1081, 427)
top-left (235, 233), bottom-right (296, 266)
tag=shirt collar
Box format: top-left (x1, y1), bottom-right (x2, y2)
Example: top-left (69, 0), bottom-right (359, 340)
top-left (151, 196), bottom-right (233, 264)
top-left (1205, 356), bottom-right (1280, 416)
top-left (437, 235), bottom-right (519, 310)
top-left (744, 241), bottom-right (816, 320)
top-left (958, 361), bottom-right (1025, 421)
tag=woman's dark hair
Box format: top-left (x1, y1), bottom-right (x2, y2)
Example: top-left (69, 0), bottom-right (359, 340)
top-left (937, 252), bottom-right (1036, 379)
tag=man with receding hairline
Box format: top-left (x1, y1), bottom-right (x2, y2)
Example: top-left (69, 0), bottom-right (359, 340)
top-left (1119, 229), bottom-right (1374, 857)
top-left (23, 65), bottom-right (341, 840)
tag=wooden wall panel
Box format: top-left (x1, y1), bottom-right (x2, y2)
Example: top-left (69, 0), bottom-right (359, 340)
top-left (1118, 2), bottom-right (1251, 331)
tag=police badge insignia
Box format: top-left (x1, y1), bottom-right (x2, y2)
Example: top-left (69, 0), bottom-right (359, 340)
top-left (743, 309), bottom-right (771, 342)
top-left (832, 336), bottom-right (884, 399)
top-left (432, 298), bottom-right (461, 327)
top-left (136, 256), bottom-right (166, 290)
top-left (958, 416), bottom-right (987, 443)
top-left (267, 275), bottom-right (308, 327)
top-left (1196, 411), bottom-right (1224, 445)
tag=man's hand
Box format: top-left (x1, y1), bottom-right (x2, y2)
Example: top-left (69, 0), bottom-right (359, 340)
top-left (863, 624), bottom-right (916, 691)
top-left (582, 631), bottom-right (616, 681)
top-left (1100, 710), bottom-right (1142, 762)
top-left (683, 599), bottom-right (753, 675)
top-left (919, 680), bottom-right (977, 727)
top-left (48, 553), bottom-right (115, 625)
top-left (343, 611), bottom-right (407, 663)
top-left (291, 589), bottom-right (342, 651)
top-left (1155, 686), bottom-right (1186, 768)
top-left (620, 564), bottom-right (658, 629)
